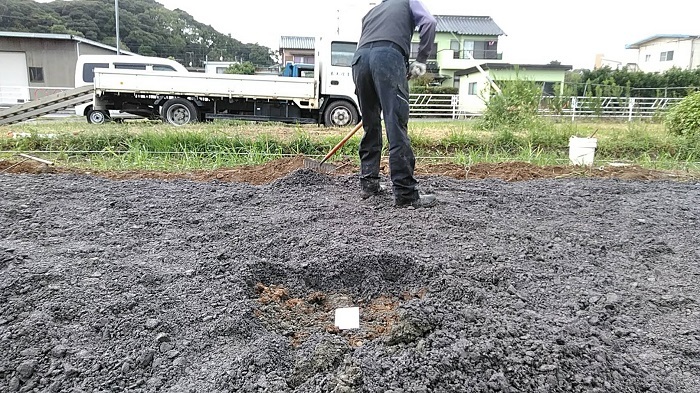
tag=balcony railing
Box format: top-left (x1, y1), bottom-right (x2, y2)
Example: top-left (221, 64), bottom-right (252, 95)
top-left (409, 49), bottom-right (502, 61)
top-left (454, 50), bottom-right (502, 60)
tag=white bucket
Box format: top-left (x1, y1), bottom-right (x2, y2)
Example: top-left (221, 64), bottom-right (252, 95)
top-left (568, 136), bottom-right (598, 166)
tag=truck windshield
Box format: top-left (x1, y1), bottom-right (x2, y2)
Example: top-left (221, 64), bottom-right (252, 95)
top-left (331, 42), bottom-right (357, 67)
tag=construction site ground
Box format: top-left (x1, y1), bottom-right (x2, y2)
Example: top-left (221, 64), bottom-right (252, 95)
top-left (1, 157), bottom-right (699, 392)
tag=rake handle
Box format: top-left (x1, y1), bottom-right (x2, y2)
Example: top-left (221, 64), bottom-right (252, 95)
top-left (320, 121), bottom-right (364, 164)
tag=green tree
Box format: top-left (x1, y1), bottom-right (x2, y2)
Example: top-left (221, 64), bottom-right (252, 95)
top-left (224, 62), bottom-right (256, 75)
top-left (1, 0), bottom-right (275, 67)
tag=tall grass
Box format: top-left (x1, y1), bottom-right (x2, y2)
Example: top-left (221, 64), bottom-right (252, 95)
top-left (1, 119), bottom-right (698, 172)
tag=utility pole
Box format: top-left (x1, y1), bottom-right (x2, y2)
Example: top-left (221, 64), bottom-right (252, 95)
top-left (115, 0), bottom-right (120, 55)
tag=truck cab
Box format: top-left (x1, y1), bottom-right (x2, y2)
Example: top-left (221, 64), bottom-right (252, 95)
top-left (314, 36), bottom-right (361, 127)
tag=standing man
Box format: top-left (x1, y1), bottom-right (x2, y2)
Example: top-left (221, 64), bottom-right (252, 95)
top-left (352, 0), bottom-right (438, 208)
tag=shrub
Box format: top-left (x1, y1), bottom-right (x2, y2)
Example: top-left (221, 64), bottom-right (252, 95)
top-left (409, 86), bottom-right (459, 95)
top-left (477, 76), bottom-right (543, 130)
top-left (665, 91), bottom-right (700, 138)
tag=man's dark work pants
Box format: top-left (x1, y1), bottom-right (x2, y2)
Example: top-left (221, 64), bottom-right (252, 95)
top-left (351, 44), bottom-right (419, 202)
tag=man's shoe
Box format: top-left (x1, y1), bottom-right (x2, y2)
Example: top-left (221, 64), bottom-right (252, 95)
top-left (394, 193), bottom-right (438, 208)
top-left (360, 184), bottom-right (387, 199)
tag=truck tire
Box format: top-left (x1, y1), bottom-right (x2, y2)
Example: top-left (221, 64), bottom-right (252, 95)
top-left (324, 100), bottom-right (358, 127)
top-left (87, 108), bottom-right (110, 124)
top-left (162, 98), bottom-right (199, 126)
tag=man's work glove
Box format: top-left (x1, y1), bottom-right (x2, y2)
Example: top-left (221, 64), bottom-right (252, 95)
top-left (409, 61), bottom-right (427, 78)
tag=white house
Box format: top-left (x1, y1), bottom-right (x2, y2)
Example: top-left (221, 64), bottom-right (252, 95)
top-left (625, 34), bottom-right (700, 73)
top-left (204, 61), bottom-right (235, 74)
top-left (455, 63), bottom-right (571, 114)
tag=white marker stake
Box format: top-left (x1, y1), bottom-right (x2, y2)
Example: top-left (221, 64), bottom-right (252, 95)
top-left (334, 307), bottom-right (360, 330)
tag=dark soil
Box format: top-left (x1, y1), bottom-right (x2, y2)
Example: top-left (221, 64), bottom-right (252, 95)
top-left (1, 158), bottom-right (699, 392)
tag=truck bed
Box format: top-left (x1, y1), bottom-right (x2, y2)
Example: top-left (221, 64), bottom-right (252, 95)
top-left (93, 69), bottom-right (318, 101)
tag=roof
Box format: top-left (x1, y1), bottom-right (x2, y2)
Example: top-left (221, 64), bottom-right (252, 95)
top-left (0, 31), bottom-right (135, 55)
top-left (432, 15), bottom-right (505, 36)
top-left (455, 63), bottom-right (572, 77)
top-left (279, 36), bottom-right (315, 50)
top-left (625, 34), bottom-right (700, 49)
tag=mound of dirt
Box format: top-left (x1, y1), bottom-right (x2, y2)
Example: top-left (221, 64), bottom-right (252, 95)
top-left (0, 156), bottom-right (694, 184)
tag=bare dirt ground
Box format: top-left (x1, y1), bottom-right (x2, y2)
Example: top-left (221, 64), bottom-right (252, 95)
top-left (1, 157), bottom-right (699, 392)
top-left (0, 155), bottom-right (696, 184)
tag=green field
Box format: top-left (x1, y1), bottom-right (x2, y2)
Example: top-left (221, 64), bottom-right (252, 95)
top-left (1, 117), bottom-right (699, 173)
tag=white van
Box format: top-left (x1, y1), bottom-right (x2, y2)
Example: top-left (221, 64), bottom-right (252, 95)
top-left (74, 55), bottom-right (189, 124)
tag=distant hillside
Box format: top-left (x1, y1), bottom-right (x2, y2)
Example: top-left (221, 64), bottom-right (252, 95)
top-left (0, 0), bottom-right (275, 66)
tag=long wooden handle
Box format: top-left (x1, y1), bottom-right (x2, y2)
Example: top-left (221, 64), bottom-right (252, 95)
top-left (320, 121), bottom-right (363, 164)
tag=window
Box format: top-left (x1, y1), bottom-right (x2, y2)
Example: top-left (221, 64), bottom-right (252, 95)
top-left (29, 67), bottom-right (44, 83)
top-left (645, 54), bottom-right (651, 62)
top-left (429, 42), bottom-right (438, 60)
top-left (485, 40), bottom-right (498, 59)
top-left (330, 42), bottom-right (357, 67)
top-left (541, 82), bottom-right (555, 96)
top-left (453, 78), bottom-right (460, 89)
top-left (114, 63), bottom-right (147, 70)
top-left (216, 67), bottom-right (228, 74)
top-left (461, 40), bottom-right (475, 60)
top-left (410, 42), bottom-right (438, 60)
top-left (82, 63), bottom-right (109, 83)
top-left (410, 42), bottom-right (420, 59)
top-left (152, 65), bottom-right (176, 71)
top-left (450, 39), bottom-right (460, 59)
top-left (468, 82), bottom-right (478, 95)
top-left (293, 55), bottom-right (314, 64)
top-left (660, 51), bottom-right (674, 61)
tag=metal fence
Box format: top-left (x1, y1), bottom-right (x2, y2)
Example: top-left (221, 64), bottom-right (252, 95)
top-left (538, 96), bottom-right (683, 121)
top-left (407, 94), bottom-right (684, 121)
top-left (409, 94), bottom-right (461, 119)
top-left (0, 88), bottom-right (685, 122)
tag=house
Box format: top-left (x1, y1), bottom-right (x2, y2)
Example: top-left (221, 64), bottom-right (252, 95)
top-left (455, 63), bottom-right (573, 114)
top-left (279, 36), bottom-right (315, 65)
top-left (409, 15), bottom-right (506, 87)
top-left (594, 54), bottom-right (625, 70)
top-left (0, 31), bottom-right (134, 105)
top-left (204, 61), bottom-right (235, 74)
top-left (625, 34), bottom-right (700, 73)
top-left (280, 16), bottom-right (506, 84)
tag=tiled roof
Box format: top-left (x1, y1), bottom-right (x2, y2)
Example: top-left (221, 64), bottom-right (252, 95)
top-left (433, 15), bottom-right (505, 36)
top-left (279, 36), bottom-right (315, 50)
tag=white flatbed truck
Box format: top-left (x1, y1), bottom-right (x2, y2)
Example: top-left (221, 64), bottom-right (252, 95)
top-left (92, 36), bottom-right (361, 127)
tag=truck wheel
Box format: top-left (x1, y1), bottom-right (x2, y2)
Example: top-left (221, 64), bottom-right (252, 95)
top-left (87, 108), bottom-right (110, 124)
top-left (162, 98), bottom-right (199, 126)
top-left (324, 100), bottom-right (358, 127)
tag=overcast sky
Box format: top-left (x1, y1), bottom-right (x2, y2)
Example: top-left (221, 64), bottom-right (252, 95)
top-left (37, 0), bottom-right (700, 69)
